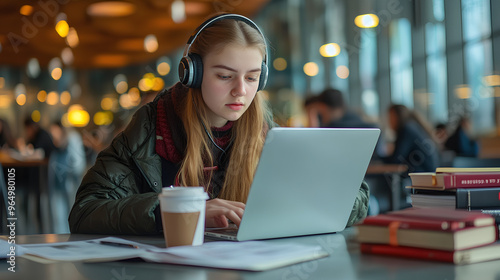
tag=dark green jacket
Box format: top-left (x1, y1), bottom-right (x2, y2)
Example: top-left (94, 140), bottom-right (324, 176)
top-left (69, 85), bottom-right (370, 235)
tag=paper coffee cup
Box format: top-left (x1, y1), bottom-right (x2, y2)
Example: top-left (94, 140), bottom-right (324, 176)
top-left (158, 187), bottom-right (208, 247)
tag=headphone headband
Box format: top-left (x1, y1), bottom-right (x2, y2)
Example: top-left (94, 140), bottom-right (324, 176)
top-left (182, 14), bottom-right (268, 66)
top-left (178, 13), bottom-right (269, 90)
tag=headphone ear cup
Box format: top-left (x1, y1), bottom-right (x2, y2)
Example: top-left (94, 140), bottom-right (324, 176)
top-left (178, 53), bottom-right (203, 88)
top-left (190, 53), bottom-right (204, 88)
top-left (178, 56), bottom-right (191, 86)
top-left (258, 61), bottom-right (268, 91)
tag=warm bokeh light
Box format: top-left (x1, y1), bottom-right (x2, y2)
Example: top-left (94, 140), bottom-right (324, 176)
top-left (47, 91), bottom-right (59, 105)
top-left (171, 0), bottom-right (186, 23)
top-left (60, 91), bottom-right (71, 105)
top-left (355, 14), bottom-right (379, 28)
top-left (68, 109), bottom-right (90, 127)
top-left (101, 97), bottom-right (115, 111)
top-left (87, 1), bottom-right (136, 17)
top-left (116, 81), bottom-right (128, 94)
top-left (484, 75), bottom-right (500, 87)
top-left (66, 27), bottom-right (79, 47)
top-left (51, 68), bottom-right (62, 80)
top-left (273, 57), bottom-right (287, 71)
top-left (93, 111), bottom-right (114, 126)
top-left (157, 62), bottom-right (171, 76)
top-left (20, 5), bottom-right (33, 16)
top-left (61, 48), bottom-right (74, 65)
top-left (455, 85), bottom-right (471, 99)
top-left (0, 95), bottom-right (12, 108)
top-left (16, 94), bottom-right (26, 106)
top-left (139, 74), bottom-right (155, 91)
top-left (119, 93), bottom-right (132, 109)
top-left (31, 110), bottom-right (41, 123)
top-left (37, 90), bottom-right (47, 102)
top-left (144, 34), bottom-right (158, 53)
top-left (128, 87), bottom-right (141, 102)
top-left (152, 77), bottom-right (165, 91)
top-left (55, 20), bottom-right (69, 37)
top-left (336, 65), bottom-right (350, 79)
top-left (303, 62), bottom-right (319, 77)
top-left (0, 77), bottom-right (4, 88)
top-left (320, 43), bottom-right (341, 57)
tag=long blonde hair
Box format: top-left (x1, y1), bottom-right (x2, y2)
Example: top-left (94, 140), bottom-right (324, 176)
top-left (177, 18), bottom-right (272, 203)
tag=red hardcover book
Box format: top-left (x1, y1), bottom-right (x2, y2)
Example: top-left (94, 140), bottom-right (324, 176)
top-left (360, 242), bottom-right (500, 265)
top-left (380, 207), bottom-right (495, 227)
top-left (356, 208), bottom-right (497, 251)
top-left (409, 172), bottom-right (500, 190)
top-left (361, 214), bottom-right (466, 231)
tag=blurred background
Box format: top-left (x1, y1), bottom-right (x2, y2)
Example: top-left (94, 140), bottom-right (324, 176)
top-left (1, 0), bottom-right (500, 234)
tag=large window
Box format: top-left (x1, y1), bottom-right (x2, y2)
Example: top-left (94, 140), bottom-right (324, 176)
top-left (359, 29), bottom-right (379, 118)
top-left (425, 0), bottom-right (448, 123)
top-left (390, 18), bottom-right (414, 108)
top-left (462, 0), bottom-right (495, 134)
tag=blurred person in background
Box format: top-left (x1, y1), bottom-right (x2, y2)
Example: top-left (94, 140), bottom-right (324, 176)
top-left (383, 104), bottom-right (439, 173)
top-left (0, 118), bottom-right (18, 150)
top-left (49, 121), bottom-right (86, 233)
top-left (304, 88), bottom-right (387, 160)
top-left (444, 116), bottom-right (479, 158)
top-left (22, 117), bottom-right (56, 159)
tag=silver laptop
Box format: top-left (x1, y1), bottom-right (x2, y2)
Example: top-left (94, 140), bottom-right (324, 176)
top-left (205, 127), bottom-right (380, 241)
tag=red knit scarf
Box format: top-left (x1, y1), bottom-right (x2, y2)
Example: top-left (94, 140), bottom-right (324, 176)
top-left (155, 86), bottom-right (183, 163)
top-left (155, 85), bottom-right (234, 164)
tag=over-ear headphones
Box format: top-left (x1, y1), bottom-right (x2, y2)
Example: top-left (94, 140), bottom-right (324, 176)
top-left (178, 14), bottom-right (269, 91)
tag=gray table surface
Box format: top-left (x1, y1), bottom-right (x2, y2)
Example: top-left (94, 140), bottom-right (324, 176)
top-left (1, 228), bottom-right (500, 280)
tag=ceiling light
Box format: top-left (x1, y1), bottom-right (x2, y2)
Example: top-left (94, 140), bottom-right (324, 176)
top-left (47, 91), bottom-right (59, 105)
top-left (87, 1), bottom-right (136, 17)
top-left (27, 58), bottom-right (41, 78)
top-left (273, 58), bottom-right (287, 71)
top-left (61, 48), bottom-right (74, 65)
top-left (354, 14), bottom-right (379, 28)
top-left (319, 43), bottom-right (341, 57)
top-left (336, 65), bottom-right (350, 79)
top-left (171, 0), bottom-right (186, 23)
top-left (303, 62), bottom-right (319, 77)
top-left (66, 27), bottom-right (79, 47)
top-left (37, 90), bottom-right (47, 102)
top-left (144, 34), bottom-right (158, 53)
top-left (55, 20), bottom-right (70, 37)
top-left (20, 5), bottom-right (34, 16)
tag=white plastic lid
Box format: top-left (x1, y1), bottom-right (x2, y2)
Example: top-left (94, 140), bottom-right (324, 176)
top-left (160, 186), bottom-right (207, 198)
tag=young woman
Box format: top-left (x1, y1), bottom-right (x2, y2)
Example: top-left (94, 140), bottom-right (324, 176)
top-left (69, 14), bottom-right (369, 235)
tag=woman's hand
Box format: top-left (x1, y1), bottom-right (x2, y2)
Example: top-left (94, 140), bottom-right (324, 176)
top-left (205, 198), bottom-right (245, 228)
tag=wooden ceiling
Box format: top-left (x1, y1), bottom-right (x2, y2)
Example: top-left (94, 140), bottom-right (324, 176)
top-left (0, 0), bottom-right (269, 69)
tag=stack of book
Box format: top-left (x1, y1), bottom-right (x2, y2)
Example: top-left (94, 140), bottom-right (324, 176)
top-left (357, 207), bottom-right (500, 264)
top-left (407, 167), bottom-right (500, 224)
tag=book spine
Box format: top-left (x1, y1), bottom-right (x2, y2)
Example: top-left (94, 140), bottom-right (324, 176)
top-left (455, 188), bottom-right (500, 209)
top-left (360, 243), bottom-right (454, 263)
top-left (443, 173), bottom-right (500, 189)
top-left (362, 217), bottom-right (463, 231)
